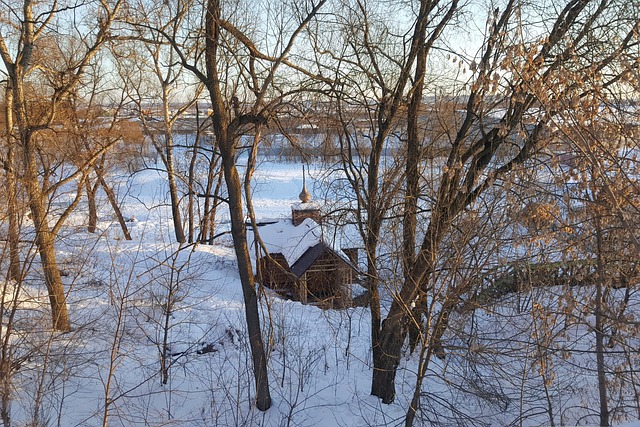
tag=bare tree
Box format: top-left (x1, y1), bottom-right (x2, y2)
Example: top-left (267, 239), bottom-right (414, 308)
top-left (315, 0), bottom-right (639, 412)
top-left (0, 0), bottom-right (123, 330)
top-left (311, 5), bottom-right (460, 408)
top-left (145, 0), bottom-right (330, 410)
top-left (119, 3), bottom-right (205, 244)
top-left (62, 63), bottom-right (138, 240)
top-left (366, 0), bottom-right (640, 405)
top-left (313, 0), bottom-right (462, 404)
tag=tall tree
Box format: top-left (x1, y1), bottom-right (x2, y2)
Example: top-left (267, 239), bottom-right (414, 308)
top-left (313, 3), bottom-right (460, 402)
top-left (0, 0), bottom-right (123, 330)
top-left (371, 0), bottom-right (640, 404)
top-left (120, 2), bottom-right (203, 243)
top-left (152, 0), bottom-right (329, 410)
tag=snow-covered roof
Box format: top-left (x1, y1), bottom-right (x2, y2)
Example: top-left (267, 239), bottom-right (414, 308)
top-left (248, 218), bottom-right (322, 267)
top-left (291, 201), bottom-right (322, 211)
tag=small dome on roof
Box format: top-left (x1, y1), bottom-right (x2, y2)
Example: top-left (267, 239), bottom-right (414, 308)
top-left (299, 184), bottom-right (311, 203)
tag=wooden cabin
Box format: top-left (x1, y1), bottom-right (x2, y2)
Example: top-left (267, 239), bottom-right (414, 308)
top-left (249, 193), bottom-right (359, 307)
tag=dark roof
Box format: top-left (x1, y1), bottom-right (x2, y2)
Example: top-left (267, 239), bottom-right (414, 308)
top-left (290, 243), bottom-right (329, 277)
top-left (289, 242), bottom-right (359, 278)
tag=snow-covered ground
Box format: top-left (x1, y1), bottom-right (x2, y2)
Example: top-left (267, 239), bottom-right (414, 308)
top-left (5, 162), bottom-right (404, 426)
top-left (3, 159), bottom-right (640, 426)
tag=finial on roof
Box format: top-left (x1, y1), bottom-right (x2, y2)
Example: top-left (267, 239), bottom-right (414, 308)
top-left (299, 166), bottom-right (311, 203)
top-left (299, 185), bottom-right (311, 203)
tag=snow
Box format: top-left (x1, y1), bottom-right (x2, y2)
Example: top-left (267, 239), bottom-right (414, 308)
top-left (291, 201), bottom-right (323, 211)
top-left (248, 218), bottom-right (322, 267)
top-left (3, 158), bottom-right (640, 426)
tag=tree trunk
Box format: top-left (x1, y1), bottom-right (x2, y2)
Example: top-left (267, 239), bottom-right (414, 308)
top-left (8, 7), bottom-right (72, 330)
top-left (17, 101), bottom-right (71, 331)
top-left (96, 172), bottom-right (132, 241)
top-left (405, 340), bottom-right (433, 427)
top-left (368, 253), bottom-right (382, 367)
top-left (401, 38), bottom-right (425, 359)
top-left (207, 172), bottom-right (223, 244)
top-left (86, 179), bottom-right (98, 234)
top-left (220, 145), bottom-right (272, 410)
top-left (0, 366), bottom-right (10, 427)
top-left (162, 89), bottom-right (182, 244)
top-left (364, 124), bottom-right (389, 397)
top-left (25, 170), bottom-right (71, 331)
top-left (0, 339), bottom-right (12, 427)
top-left (164, 127), bottom-right (186, 243)
top-left (203, 1), bottom-right (271, 407)
top-left (402, 2), bottom-right (428, 277)
top-left (372, 310), bottom-right (406, 403)
top-left (36, 230), bottom-right (70, 331)
top-left (5, 84), bottom-right (22, 283)
top-left (187, 104), bottom-right (203, 244)
top-left (367, 224), bottom-right (383, 390)
top-left (372, 220), bottom-right (444, 402)
top-left (200, 154), bottom-right (221, 244)
top-left (1, 0), bottom-right (121, 332)
top-left (595, 216), bottom-right (610, 426)
top-left (7, 164), bottom-right (22, 283)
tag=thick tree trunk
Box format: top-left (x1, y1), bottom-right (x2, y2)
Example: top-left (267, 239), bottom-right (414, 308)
top-left (360, 0), bottom-right (435, 399)
top-left (25, 171), bottom-right (71, 331)
top-left (368, 255), bottom-right (381, 365)
top-left (372, 220), bottom-right (444, 402)
top-left (203, 1), bottom-right (271, 406)
top-left (401, 49), bottom-right (424, 359)
top-left (35, 228), bottom-right (70, 331)
top-left (17, 100), bottom-right (70, 331)
top-left (402, 7), bottom-right (427, 277)
top-left (1, 0), bottom-right (121, 333)
top-left (6, 27), bottom-right (69, 331)
top-left (372, 310), bottom-right (406, 403)
top-left (364, 123), bottom-right (389, 397)
top-left (367, 222), bottom-right (383, 392)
